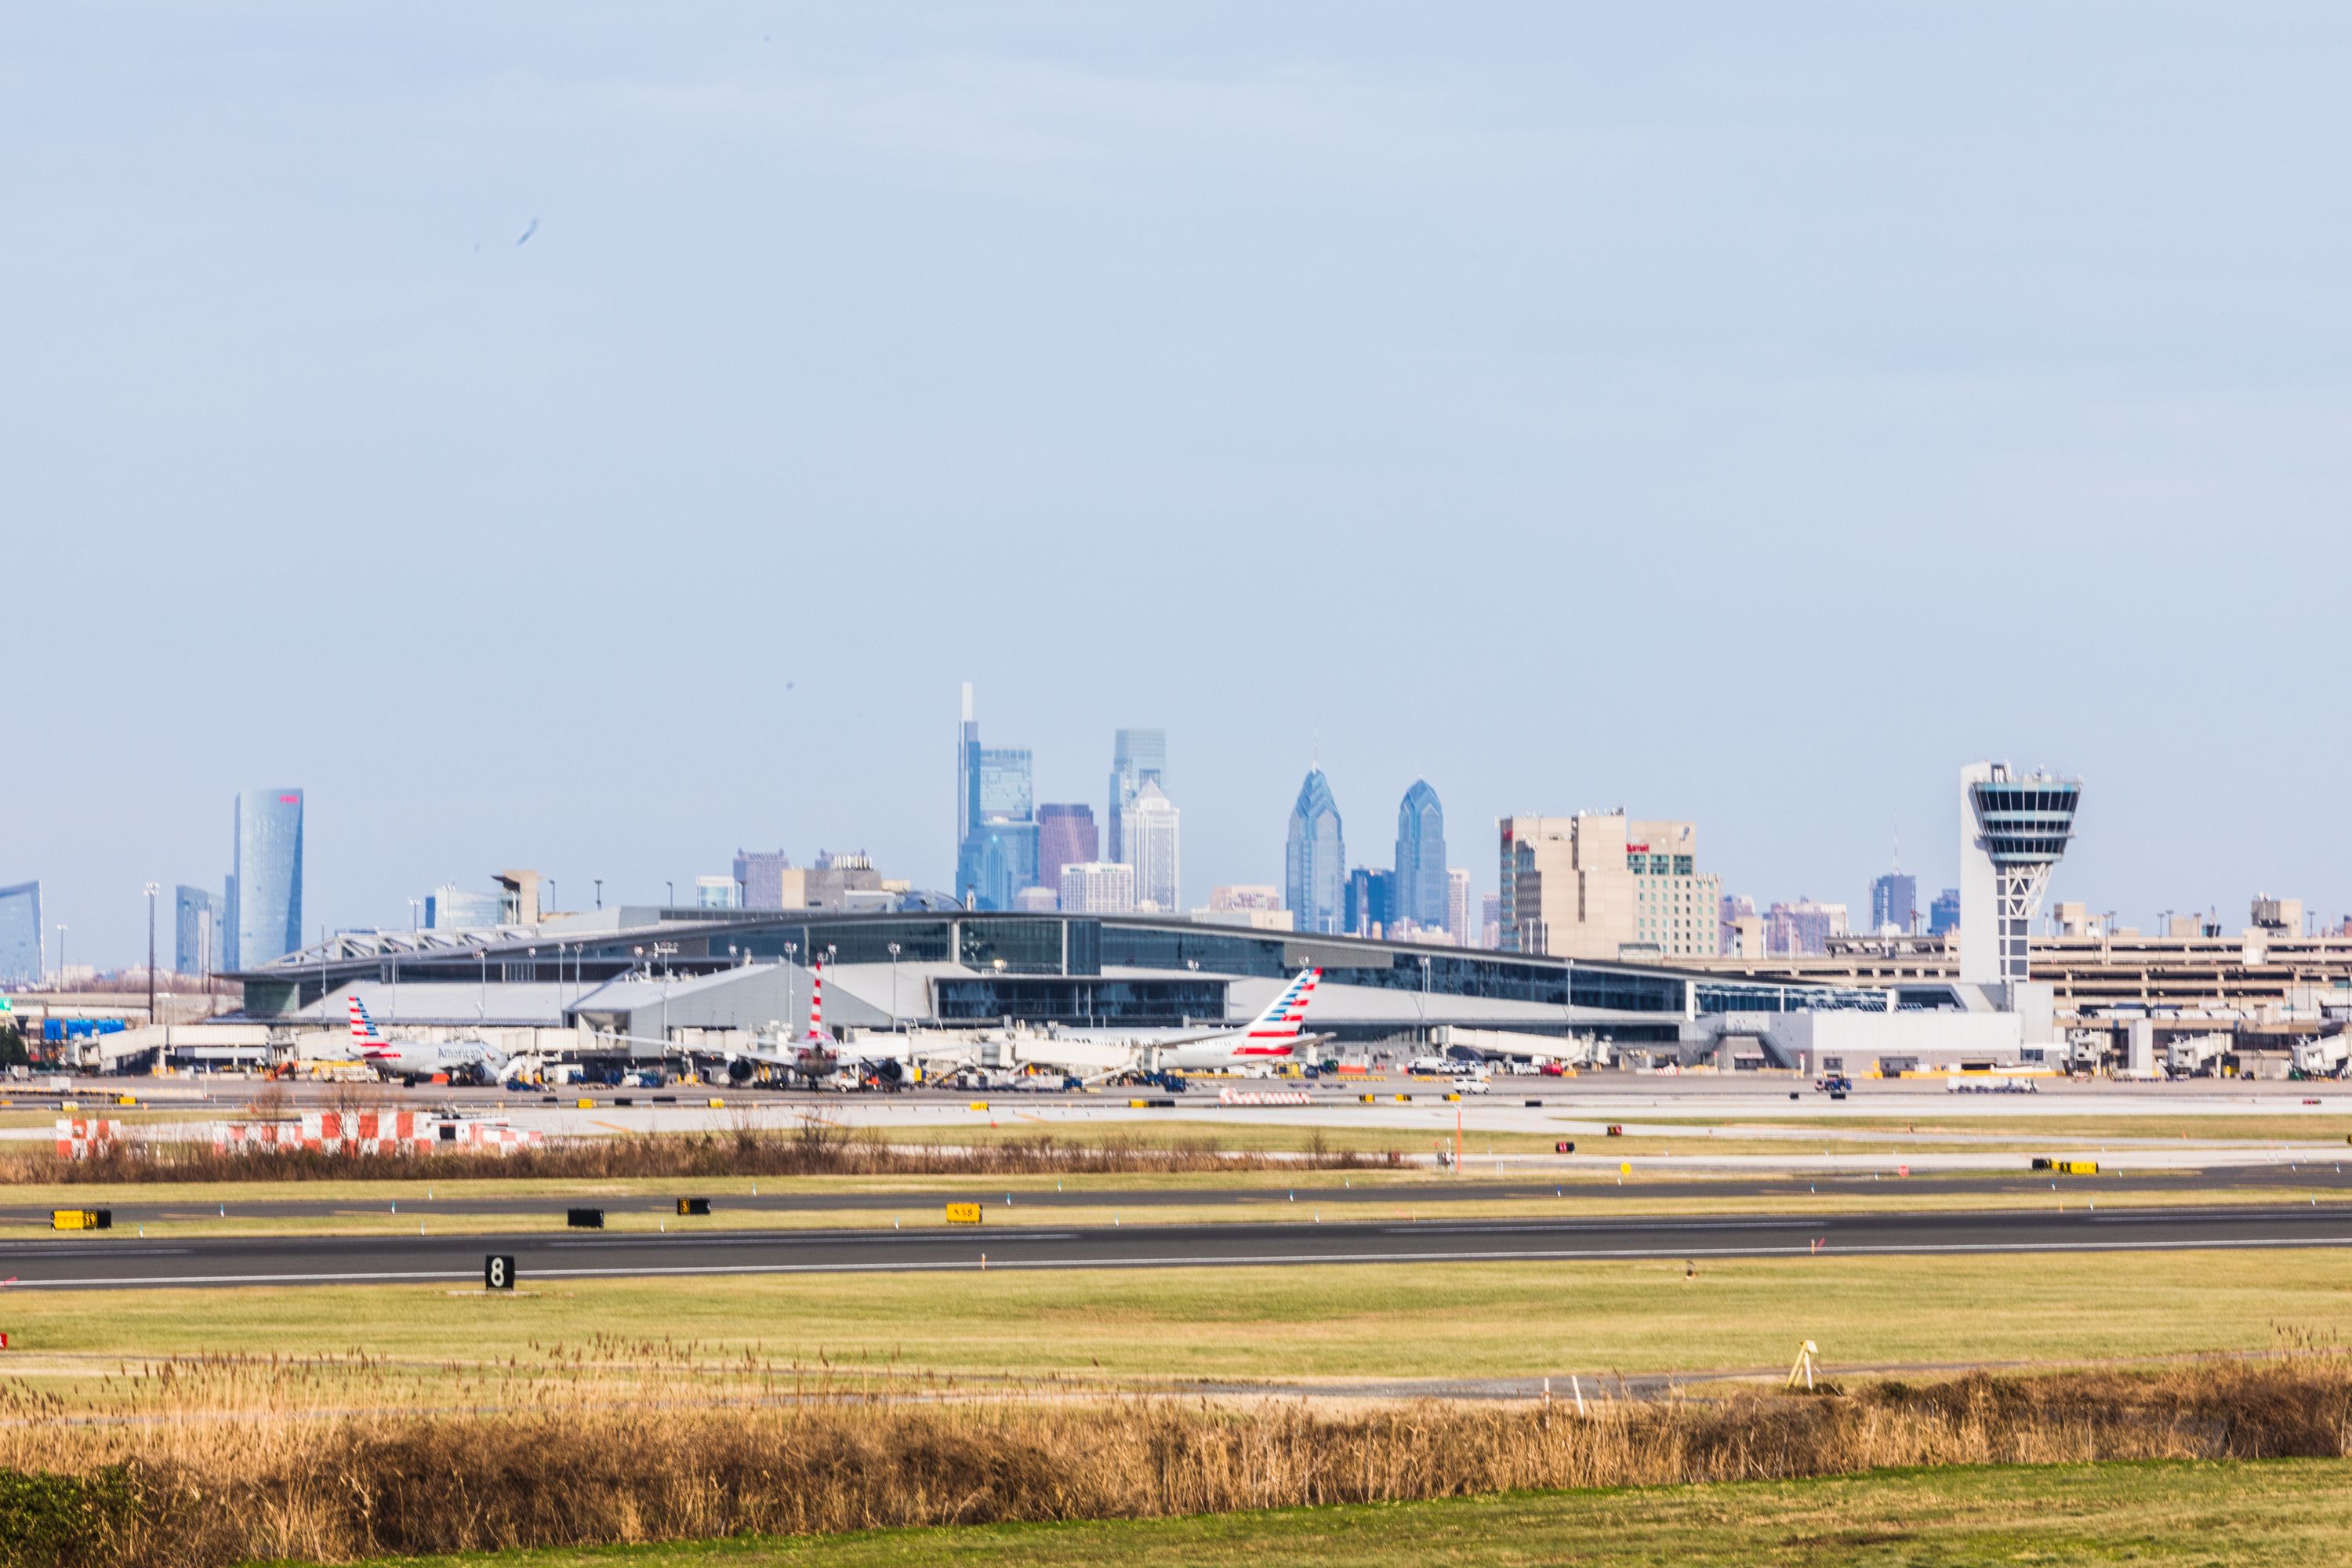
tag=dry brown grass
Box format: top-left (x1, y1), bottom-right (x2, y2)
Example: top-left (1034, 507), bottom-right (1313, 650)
top-left (2, 1343), bottom-right (2348, 1566)
top-left (0, 1120), bottom-right (1380, 1187)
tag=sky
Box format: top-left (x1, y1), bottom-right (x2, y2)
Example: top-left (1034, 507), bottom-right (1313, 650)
top-left (5, 3), bottom-right (2352, 967)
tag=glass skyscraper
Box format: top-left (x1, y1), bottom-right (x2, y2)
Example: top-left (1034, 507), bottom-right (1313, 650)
top-left (173, 884), bottom-right (222, 977)
top-left (953, 686), bottom-right (1042, 910)
top-left (229, 789), bottom-right (303, 970)
top-left (1036, 804), bottom-right (1098, 906)
top-left (0, 880), bottom-right (42, 988)
top-left (1285, 769), bottom-right (1345, 935)
top-left (1107, 728), bottom-right (1166, 865)
top-left (1870, 871), bottom-right (1918, 935)
top-left (1392, 779), bottom-right (1448, 931)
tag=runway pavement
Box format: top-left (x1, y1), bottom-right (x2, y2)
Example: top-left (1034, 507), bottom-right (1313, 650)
top-left (7, 1201), bottom-right (2351, 1290)
top-left (7, 1160), bottom-right (2352, 1229)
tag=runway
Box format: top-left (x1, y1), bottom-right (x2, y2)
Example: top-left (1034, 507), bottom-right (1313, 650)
top-left (7, 1160), bottom-right (2352, 1229)
top-left (8, 1201), bottom-right (2351, 1290)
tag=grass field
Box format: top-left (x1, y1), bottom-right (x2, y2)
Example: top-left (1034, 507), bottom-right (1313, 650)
top-left (7, 1248), bottom-right (2350, 1410)
top-left (361, 1459), bottom-right (2352, 1566)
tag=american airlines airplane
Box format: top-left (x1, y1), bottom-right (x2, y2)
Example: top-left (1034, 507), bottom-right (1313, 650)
top-left (721, 960), bottom-right (917, 1087)
top-left (1152, 967), bottom-right (1327, 1071)
top-left (348, 997), bottom-right (517, 1085)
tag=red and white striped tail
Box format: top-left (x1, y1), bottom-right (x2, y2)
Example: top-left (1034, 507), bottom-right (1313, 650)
top-left (806, 959), bottom-right (826, 1042)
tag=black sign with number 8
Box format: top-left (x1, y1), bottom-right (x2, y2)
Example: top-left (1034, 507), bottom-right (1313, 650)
top-left (485, 1254), bottom-right (516, 1291)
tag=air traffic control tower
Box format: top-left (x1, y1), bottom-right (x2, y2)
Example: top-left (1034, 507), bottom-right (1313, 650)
top-left (1958, 762), bottom-right (2081, 1003)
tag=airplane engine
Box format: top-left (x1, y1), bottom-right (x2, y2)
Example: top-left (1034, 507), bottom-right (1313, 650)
top-left (728, 1058), bottom-right (756, 1085)
top-left (870, 1058), bottom-right (906, 1087)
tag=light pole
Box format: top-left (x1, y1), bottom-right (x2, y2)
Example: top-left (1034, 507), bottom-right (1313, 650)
top-left (594, 879), bottom-right (603, 910)
top-left (54, 925), bottom-right (65, 989)
top-left (544, 879), bottom-right (555, 920)
top-left (143, 884), bottom-right (159, 1025)
top-left (477, 946), bottom-right (489, 1025)
top-left (782, 941), bottom-right (798, 1042)
top-left (887, 942), bottom-right (902, 1030)
top-left (666, 880), bottom-right (675, 908)
top-left (408, 898), bottom-right (421, 932)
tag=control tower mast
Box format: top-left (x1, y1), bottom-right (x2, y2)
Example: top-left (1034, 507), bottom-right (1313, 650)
top-left (1958, 763), bottom-right (2081, 1000)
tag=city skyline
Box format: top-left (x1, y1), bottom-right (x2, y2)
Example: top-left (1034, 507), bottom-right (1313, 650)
top-left (8, 9), bottom-right (2352, 964)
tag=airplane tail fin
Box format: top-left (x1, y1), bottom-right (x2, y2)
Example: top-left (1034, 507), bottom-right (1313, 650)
top-left (1242, 968), bottom-right (1320, 1039)
top-left (347, 996), bottom-right (383, 1044)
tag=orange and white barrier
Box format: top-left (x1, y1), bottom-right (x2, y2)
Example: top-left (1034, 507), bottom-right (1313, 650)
top-left (211, 1112), bottom-right (543, 1155)
top-left (54, 1119), bottom-right (122, 1159)
top-left (1216, 1088), bottom-right (1314, 1106)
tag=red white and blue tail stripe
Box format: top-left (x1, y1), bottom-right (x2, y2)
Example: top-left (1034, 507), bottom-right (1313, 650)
top-left (1240, 967), bottom-right (1320, 1047)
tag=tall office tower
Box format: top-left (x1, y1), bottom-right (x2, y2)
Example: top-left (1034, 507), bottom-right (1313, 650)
top-left (1479, 891), bottom-right (1501, 949)
top-left (1345, 866), bottom-right (1396, 937)
top-left (1499, 813), bottom-right (1718, 960)
top-left (1958, 762), bottom-right (2081, 996)
top-left (1284, 769), bottom-right (1345, 935)
top-left (732, 850), bottom-right (794, 911)
top-left (1036, 804), bottom-right (1099, 904)
top-left (1929, 887), bottom-right (1962, 935)
top-left (1059, 860), bottom-right (1137, 915)
top-left (1870, 870), bottom-right (1918, 935)
top-left (1106, 728), bottom-right (1167, 864)
top-left (956, 683), bottom-right (978, 852)
top-left (1446, 867), bottom-right (1472, 943)
top-left (0, 881), bottom-right (40, 987)
top-left (173, 885), bottom-right (220, 977)
top-left (229, 789), bottom-right (303, 970)
top-left (1392, 780), bottom-right (1448, 930)
top-left (1121, 782), bottom-right (1181, 913)
top-left (953, 685), bottom-right (1040, 909)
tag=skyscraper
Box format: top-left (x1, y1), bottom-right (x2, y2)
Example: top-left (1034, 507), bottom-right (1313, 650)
top-left (0, 881), bottom-right (41, 988)
top-left (1036, 804), bottom-right (1098, 902)
top-left (1121, 782), bottom-right (1181, 912)
top-left (1870, 871), bottom-right (1918, 935)
top-left (1929, 887), bottom-right (1962, 936)
top-left (1393, 780), bottom-right (1448, 930)
top-left (229, 789), bottom-right (303, 970)
top-left (1106, 728), bottom-right (1166, 864)
top-left (173, 885), bottom-right (221, 977)
top-left (953, 686), bottom-right (1040, 910)
top-left (1345, 866), bottom-right (1397, 937)
top-left (1446, 868), bottom-right (1472, 944)
top-left (1285, 769), bottom-right (1345, 935)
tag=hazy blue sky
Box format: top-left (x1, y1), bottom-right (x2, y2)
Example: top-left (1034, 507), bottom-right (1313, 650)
top-left (8, 4), bottom-right (2351, 965)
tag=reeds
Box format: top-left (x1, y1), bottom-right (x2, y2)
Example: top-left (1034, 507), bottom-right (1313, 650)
top-left (5, 1118), bottom-right (1373, 1186)
top-left (0, 1344), bottom-right (2346, 1565)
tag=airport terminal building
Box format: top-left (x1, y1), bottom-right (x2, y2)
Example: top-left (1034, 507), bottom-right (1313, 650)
top-left (226, 906), bottom-right (1914, 1062)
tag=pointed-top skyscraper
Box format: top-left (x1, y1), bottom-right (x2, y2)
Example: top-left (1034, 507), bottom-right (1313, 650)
top-left (1393, 780), bottom-right (1447, 931)
top-left (1285, 769), bottom-right (1345, 935)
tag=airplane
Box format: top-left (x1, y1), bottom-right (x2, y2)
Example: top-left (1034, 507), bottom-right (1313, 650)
top-left (1148, 968), bottom-right (1327, 1073)
top-left (347, 997), bottom-right (518, 1085)
top-left (717, 959), bottom-right (922, 1089)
